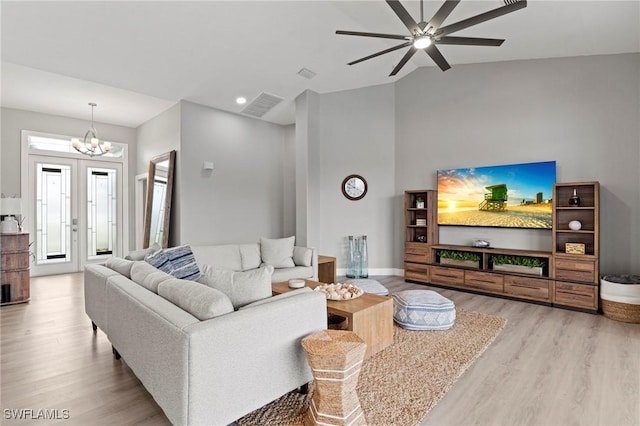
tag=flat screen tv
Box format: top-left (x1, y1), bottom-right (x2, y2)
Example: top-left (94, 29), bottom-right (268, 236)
top-left (437, 161), bottom-right (556, 229)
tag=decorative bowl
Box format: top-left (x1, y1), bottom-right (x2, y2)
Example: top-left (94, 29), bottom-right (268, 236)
top-left (314, 283), bottom-right (364, 301)
top-left (288, 279), bottom-right (306, 289)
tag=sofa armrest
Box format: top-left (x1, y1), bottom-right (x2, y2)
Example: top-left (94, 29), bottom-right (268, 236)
top-left (293, 246), bottom-right (318, 281)
top-left (184, 290), bottom-right (327, 425)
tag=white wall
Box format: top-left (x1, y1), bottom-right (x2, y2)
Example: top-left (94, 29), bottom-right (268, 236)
top-left (297, 84), bottom-right (396, 273)
top-left (395, 53), bottom-right (640, 275)
top-left (135, 103), bottom-right (181, 246)
top-left (178, 100), bottom-right (290, 245)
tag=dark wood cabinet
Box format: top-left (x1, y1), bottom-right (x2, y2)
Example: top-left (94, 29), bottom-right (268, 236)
top-left (1, 233), bottom-right (30, 306)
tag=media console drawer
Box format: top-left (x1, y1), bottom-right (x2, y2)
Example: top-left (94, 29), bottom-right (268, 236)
top-left (554, 258), bottom-right (596, 283)
top-left (554, 281), bottom-right (597, 310)
top-left (464, 271), bottom-right (504, 293)
top-left (404, 262), bottom-right (428, 282)
top-left (430, 266), bottom-right (464, 287)
top-left (504, 276), bottom-right (551, 301)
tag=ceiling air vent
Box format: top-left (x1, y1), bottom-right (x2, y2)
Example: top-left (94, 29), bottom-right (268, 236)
top-left (241, 92), bottom-right (283, 118)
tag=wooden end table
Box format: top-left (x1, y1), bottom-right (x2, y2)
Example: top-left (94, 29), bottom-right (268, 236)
top-left (317, 255), bottom-right (336, 284)
top-left (273, 280), bottom-right (393, 359)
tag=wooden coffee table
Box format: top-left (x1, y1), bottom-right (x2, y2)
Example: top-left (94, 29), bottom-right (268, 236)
top-left (273, 280), bottom-right (394, 359)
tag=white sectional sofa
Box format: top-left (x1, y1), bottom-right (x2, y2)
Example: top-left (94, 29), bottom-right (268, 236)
top-left (84, 243), bottom-right (327, 425)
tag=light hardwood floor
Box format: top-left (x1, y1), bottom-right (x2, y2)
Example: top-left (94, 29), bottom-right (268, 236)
top-left (1, 273), bottom-right (638, 425)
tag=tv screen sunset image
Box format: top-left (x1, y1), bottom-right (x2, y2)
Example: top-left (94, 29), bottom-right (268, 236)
top-left (437, 161), bottom-right (556, 229)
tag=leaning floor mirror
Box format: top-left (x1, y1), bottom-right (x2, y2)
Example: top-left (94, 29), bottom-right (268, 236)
top-left (143, 150), bottom-right (176, 249)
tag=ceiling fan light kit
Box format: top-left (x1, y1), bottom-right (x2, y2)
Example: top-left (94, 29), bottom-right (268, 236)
top-left (337, 0), bottom-right (527, 75)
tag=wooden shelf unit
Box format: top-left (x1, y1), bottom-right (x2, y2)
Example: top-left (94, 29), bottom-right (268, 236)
top-left (402, 181), bottom-right (600, 313)
top-left (1, 233), bottom-right (31, 306)
top-left (552, 182), bottom-right (600, 311)
top-left (403, 190), bottom-right (437, 283)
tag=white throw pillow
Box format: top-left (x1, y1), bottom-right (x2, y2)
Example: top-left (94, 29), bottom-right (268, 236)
top-left (260, 236), bottom-right (295, 268)
top-left (293, 246), bottom-right (313, 267)
top-left (198, 264), bottom-right (274, 309)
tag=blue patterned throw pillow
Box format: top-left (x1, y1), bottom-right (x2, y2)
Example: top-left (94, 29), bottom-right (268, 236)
top-left (145, 249), bottom-right (174, 274)
top-left (163, 245), bottom-right (201, 281)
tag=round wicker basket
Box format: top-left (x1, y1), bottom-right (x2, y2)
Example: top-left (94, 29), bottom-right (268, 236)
top-left (600, 275), bottom-right (640, 324)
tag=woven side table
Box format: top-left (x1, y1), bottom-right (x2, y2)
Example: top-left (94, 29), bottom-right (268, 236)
top-left (301, 330), bottom-right (367, 426)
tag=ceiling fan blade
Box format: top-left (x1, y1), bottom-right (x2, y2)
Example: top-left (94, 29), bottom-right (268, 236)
top-left (348, 42), bottom-right (412, 66)
top-left (427, 0), bottom-right (461, 31)
top-left (435, 36), bottom-right (504, 46)
top-left (386, 0), bottom-right (420, 34)
top-left (390, 47), bottom-right (417, 76)
top-left (424, 44), bottom-right (451, 71)
top-left (336, 30), bottom-right (410, 41)
top-left (435, 0), bottom-right (527, 37)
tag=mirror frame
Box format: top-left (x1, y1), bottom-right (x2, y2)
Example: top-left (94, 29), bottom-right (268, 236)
top-left (143, 150), bottom-right (176, 249)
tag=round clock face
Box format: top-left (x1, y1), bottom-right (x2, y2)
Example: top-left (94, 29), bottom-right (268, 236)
top-left (341, 174), bottom-right (368, 201)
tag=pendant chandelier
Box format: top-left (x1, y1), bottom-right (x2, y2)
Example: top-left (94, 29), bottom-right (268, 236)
top-left (71, 102), bottom-right (111, 157)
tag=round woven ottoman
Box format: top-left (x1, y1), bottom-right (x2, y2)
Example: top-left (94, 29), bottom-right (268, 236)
top-left (600, 275), bottom-right (640, 323)
top-left (345, 279), bottom-right (389, 296)
top-left (392, 290), bottom-right (456, 330)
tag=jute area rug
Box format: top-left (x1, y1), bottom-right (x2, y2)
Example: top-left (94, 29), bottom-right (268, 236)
top-left (238, 308), bottom-right (507, 426)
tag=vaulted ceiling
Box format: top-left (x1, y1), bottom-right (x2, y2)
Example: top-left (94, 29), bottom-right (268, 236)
top-left (2, 1), bottom-right (638, 127)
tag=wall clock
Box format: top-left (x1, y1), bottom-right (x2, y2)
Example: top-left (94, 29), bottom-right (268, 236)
top-left (341, 174), bottom-right (368, 201)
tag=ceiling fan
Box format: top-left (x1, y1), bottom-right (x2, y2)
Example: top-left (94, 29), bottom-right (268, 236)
top-left (336, 0), bottom-right (527, 75)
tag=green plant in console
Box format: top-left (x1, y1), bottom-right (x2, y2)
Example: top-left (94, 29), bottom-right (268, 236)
top-left (491, 255), bottom-right (546, 268)
top-left (439, 250), bottom-right (480, 262)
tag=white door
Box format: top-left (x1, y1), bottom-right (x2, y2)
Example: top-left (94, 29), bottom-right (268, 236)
top-left (27, 155), bottom-right (123, 276)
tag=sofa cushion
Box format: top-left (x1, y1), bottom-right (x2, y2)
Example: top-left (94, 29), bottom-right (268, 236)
top-left (158, 279), bottom-right (234, 321)
top-left (163, 245), bottom-right (201, 281)
top-left (124, 242), bottom-right (161, 261)
top-left (130, 261), bottom-right (173, 293)
top-left (145, 249), bottom-right (174, 274)
top-left (293, 246), bottom-right (313, 267)
top-left (105, 257), bottom-right (135, 279)
top-left (271, 266), bottom-right (314, 283)
top-left (260, 236), bottom-right (295, 268)
top-left (239, 244), bottom-right (262, 271)
top-left (199, 264), bottom-right (274, 309)
top-left (191, 245), bottom-right (243, 272)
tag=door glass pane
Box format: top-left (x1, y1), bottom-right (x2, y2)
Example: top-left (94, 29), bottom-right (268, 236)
top-left (36, 164), bottom-right (71, 264)
top-left (87, 167), bottom-right (117, 259)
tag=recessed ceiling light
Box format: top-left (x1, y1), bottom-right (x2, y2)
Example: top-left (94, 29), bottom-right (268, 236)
top-left (236, 97), bottom-right (247, 105)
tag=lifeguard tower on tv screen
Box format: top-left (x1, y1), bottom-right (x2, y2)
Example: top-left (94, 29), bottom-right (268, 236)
top-left (479, 184), bottom-right (508, 212)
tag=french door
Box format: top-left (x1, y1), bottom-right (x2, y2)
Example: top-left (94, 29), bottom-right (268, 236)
top-left (27, 155), bottom-right (123, 276)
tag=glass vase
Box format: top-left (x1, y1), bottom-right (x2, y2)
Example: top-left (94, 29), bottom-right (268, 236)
top-left (346, 236), bottom-right (356, 278)
top-left (359, 236), bottom-right (368, 278)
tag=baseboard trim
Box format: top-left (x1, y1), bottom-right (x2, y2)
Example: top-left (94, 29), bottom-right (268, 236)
top-left (336, 268), bottom-right (403, 278)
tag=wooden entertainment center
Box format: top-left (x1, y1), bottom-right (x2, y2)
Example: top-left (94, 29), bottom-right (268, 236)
top-left (404, 182), bottom-right (600, 313)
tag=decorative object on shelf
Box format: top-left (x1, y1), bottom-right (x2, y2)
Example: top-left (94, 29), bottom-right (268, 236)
top-left (288, 279), bottom-right (306, 289)
top-left (71, 102), bottom-right (112, 157)
top-left (415, 218), bottom-right (427, 226)
top-left (314, 283), bottom-right (364, 301)
top-left (416, 235), bottom-right (427, 242)
top-left (341, 174), bottom-right (367, 201)
top-left (568, 188), bottom-right (581, 206)
top-left (439, 250), bottom-right (480, 269)
top-left (565, 243), bottom-right (586, 255)
top-left (347, 235), bottom-right (368, 279)
top-left (0, 196), bottom-right (23, 232)
top-left (491, 255), bottom-right (545, 276)
top-left (473, 239), bottom-right (490, 248)
top-left (568, 220), bottom-right (582, 230)
top-left (415, 197), bottom-right (425, 209)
